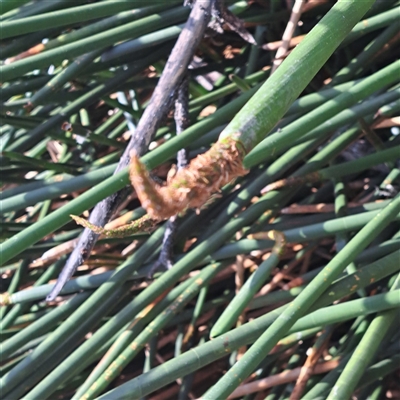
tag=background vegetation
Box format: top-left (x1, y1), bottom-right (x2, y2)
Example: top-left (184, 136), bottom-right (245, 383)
top-left (1, 0), bottom-right (399, 399)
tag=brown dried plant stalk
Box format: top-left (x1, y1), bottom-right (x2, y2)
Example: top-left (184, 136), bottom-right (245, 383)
top-left (261, 172), bottom-right (321, 194)
top-left (70, 214), bottom-right (159, 238)
top-left (130, 138), bottom-right (248, 220)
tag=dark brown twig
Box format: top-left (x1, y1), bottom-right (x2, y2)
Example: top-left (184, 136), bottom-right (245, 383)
top-left (210, 0), bottom-right (257, 45)
top-left (148, 77), bottom-right (190, 276)
top-left (46, 0), bottom-right (215, 301)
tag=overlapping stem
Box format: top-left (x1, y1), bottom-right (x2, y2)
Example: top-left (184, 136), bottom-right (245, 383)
top-left (261, 145), bottom-right (400, 193)
top-left (95, 249), bottom-right (400, 399)
top-left (210, 230), bottom-right (286, 337)
top-left (1, 0), bottom-right (397, 398)
top-left (202, 193), bottom-right (400, 398)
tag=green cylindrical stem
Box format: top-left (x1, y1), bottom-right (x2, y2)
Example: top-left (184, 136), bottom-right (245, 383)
top-left (0, 0), bottom-right (31, 15)
top-left (266, 145), bottom-right (400, 191)
top-left (1, 292), bottom-right (89, 360)
top-left (358, 356), bottom-right (400, 391)
top-left (341, 6), bottom-right (400, 46)
top-left (219, 0), bottom-right (376, 152)
top-left (203, 194), bottom-right (400, 398)
top-left (0, 227), bottom-right (165, 397)
top-left (29, 49), bottom-right (103, 107)
top-left (87, 249), bottom-right (400, 398)
top-left (72, 273), bottom-right (199, 400)
top-left (96, 288), bottom-right (400, 400)
top-left (331, 23), bottom-right (399, 85)
top-left (244, 60), bottom-right (399, 166)
top-left (210, 231), bottom-right (285, 337)
top-left (0, 163), bottom-right (116, 214)
top-left (81, 262), bottom-right (227, 399)
top-left (1, 6), bottom-right (189, 82)
top-left (6, 203), bottom-right (396, 306)
top-left (6, 55), bottom-right (158, 152)
top-left (1, 0), bottom-right (145, 39)
top-left (319, 145), bottom-right (400, 180)
top-left (326, 275), bottom-right (400, 400)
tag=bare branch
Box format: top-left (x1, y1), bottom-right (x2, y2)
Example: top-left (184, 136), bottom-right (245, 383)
top-left (46, 0), bottom-right (215, 301)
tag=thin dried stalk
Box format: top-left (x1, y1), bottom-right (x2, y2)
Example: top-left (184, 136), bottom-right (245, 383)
top-left (227, 359), bottom-right (339, 399)
top-left (280, 201), bottom-right (371, 214)
top-left (290, 328), bottom-right (332, 400)
top-left (271, 0), bottom-right (305, 73)
top-left (262, 34), bottom-right (305, 51)
top-left (70, 214), bottom-right (159, 238)
top-left (261, 171), bottom-right (330, 193)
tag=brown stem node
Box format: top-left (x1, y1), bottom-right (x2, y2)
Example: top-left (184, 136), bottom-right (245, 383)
top-left (130, 138), bottom-right (249, 220)
top-left (0, 292), bottom-right (11, 306)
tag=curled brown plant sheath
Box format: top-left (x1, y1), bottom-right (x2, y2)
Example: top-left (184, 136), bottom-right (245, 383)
top-left (130, 138), bottom-right (249, 220)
